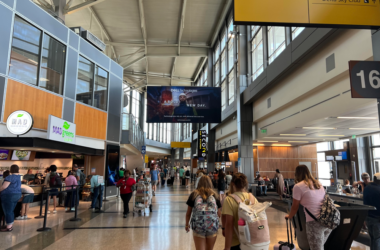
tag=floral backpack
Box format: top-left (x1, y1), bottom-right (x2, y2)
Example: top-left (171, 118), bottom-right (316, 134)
top-left (190, 195), bottom-right (219, 234)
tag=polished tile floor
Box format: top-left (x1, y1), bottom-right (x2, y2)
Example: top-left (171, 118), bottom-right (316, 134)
top-left (0, 181), bottom-right (370, 250)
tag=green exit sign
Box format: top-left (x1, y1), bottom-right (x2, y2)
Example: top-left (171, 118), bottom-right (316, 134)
top-left (352, 135), bottom-right (356, 139)
top-left (261, 129), bottom-right (267, 134)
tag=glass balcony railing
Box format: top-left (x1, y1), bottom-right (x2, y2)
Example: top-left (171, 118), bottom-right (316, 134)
top-left (121, 113), bottom-right (144, 150)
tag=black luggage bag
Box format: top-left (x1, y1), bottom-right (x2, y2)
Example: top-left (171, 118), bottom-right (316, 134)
top-left (182, 178), bottom-right (186, 186)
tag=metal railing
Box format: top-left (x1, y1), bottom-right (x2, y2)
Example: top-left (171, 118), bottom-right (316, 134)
top-left (122, 113), bottom-right (144, 150)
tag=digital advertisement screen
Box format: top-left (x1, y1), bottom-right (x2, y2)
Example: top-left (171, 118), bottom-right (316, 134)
top-left (147, 86), bottom-right (221, 123)
top-left (11, 150), bottom-right (31, 161)
top-left (0, 150), bottom-right (9, 160)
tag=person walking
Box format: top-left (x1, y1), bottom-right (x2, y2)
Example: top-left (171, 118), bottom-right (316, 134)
top-left (363, 173), bottom-right (380, 250)
top-left (225, 171), bottom-right (232, 190)
top-left (274, 169), bottom-right (284, 200)
top-left (64, 171), bottom-right (78, 211)
top-left (170, 167), bottom-right (175, 185)
top-left (185, 167), bottom-right (191, 188)
top-left (179, 166), bottom-right (185, 185)
top-left (116, 170), bottom-right (136, 218)
top-left (160, 170), bottom-right (165, 186)
top-left (90, 175), bottom-right (105, 211)
top-left (150, 165), bottom-right (159, 196)
top-left (222, 173), bottom-right (258, 250)
top-left (286, 165), bottom-right (331, 250)
top-left (15, 184), bottom-right (34, 220)
top-left (44, 165), bottom-right (61, 214)
top-left (185, 175), bottom-right (221, 250)
top-left (218, 169), bottom-right (226, 202)
top-left (0, 165), bottom-right (22, 231)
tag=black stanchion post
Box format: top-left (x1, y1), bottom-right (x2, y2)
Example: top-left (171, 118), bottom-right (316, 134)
top-left (35, 186), bottom-right (45, 219)
top-left (66, 185), bottom-right (75, 213)
top-left (37, 189), bottom-right (51, 232)
top-left (57, 185), bottom-right (64, 207)
top-left (70, 186), bottom-right (82, 221)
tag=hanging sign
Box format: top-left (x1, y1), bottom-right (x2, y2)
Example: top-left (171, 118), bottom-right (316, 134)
top-left (349, 61), bottom-right (380, 98)
top-left (6, 110), bottom-right (34, 135)
top-left (198, 130), bottom-right (207, 158)
top-left (47, 115), bottom-right (76, 144)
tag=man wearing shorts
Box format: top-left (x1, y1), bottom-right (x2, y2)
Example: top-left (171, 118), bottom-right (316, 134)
top-left (15, 184), bottom-right (34, 220)
top-left (150, 165), bottom-right (159, 196)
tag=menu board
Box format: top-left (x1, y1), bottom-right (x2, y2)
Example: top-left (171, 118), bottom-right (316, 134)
top-left (0, 150), bottom-right (9, 160)
top-left (11, 150), bottom-right (31, 161)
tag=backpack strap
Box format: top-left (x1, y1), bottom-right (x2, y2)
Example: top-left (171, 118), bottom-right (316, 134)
top-left (305, 208), bottom-right (318, 221)
top-left (229, 194), bottom-right (242, 204)
top-left (248, 193), bottom-right (256, 205)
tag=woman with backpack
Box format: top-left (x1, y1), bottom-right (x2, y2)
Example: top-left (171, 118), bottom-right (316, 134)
top-left (285, 165), bottom-right (332, 250)
top-left (185, 175), bottom-right (222, 250)
top-left (44, 165), bottom-right (61, 214)
top-left (222, 173), bottom-right (258, 250)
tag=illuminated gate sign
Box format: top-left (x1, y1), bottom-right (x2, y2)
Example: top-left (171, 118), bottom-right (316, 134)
top-left (198, 130), bottom-right (207, 158)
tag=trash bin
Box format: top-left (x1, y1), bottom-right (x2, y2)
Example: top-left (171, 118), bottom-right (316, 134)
top-left (288, 199), bottom-right (376, 250)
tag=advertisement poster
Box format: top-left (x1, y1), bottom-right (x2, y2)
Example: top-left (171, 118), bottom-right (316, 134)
top-left (0, 150), bottom-right (9, 160)
top-left (147, 86), bottom-right (221, 123)
top-left (11, 150), bottom-right (31, 161)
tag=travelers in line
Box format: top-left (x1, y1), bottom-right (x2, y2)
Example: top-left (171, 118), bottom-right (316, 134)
top-left (64, 171), bottom-right (78, 211)
top-left (22, 169), bottom-right (35, 184)
top-left (117, 170), bottom-right (136, 218)
top-left (255, 174), bottom-right (267, 196)
top-left (15, 183), bottom-right (34, 220)
top-left (44, 165), bottom-right (60, 214)
top-left (286, 165), bottom-right (331, 250)
top-left (0, 165), bottom-right (22, 232)
top-left (274, 169), bottom-right (284, 200)
top-left (150, 165), bottom-right (159, 196)
top-left (218, 169), bottom-right (226, 202)
top-left (185, 175), bottom-right (221, 250)
top-left (363, 173), bottom-right (380, 250)
top-left (222, 173), bottom-right (258, 250)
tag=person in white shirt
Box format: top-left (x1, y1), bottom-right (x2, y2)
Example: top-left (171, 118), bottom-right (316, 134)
top-left (15, 184), bottom-right (34, 220)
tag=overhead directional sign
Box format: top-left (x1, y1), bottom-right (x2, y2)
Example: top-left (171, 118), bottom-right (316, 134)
top-left (349, 61), bottom-right (380, 98)
top-left (141, 146), bottom-right (146, 155)
top-left (170, 142), bottom-right (191, 148)
top-left (234, 0), bottom-right (380, 28)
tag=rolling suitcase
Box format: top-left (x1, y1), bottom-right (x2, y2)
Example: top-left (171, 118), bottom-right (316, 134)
top-left (274, 218), bottom-right (296, 250)
top-left (182, 178), bottom-right (186, 186)
top-left (167, 178), bottom-right (172, 185)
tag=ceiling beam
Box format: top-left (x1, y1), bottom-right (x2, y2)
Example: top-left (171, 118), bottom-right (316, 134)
top-left (138, 0), bottom-right (148, 84)
top-left (146, 54), bottom-right (206, 57)
top-left (119, 48), bottom-right (145, 59)
top-left (83, 2), bottom-right (118, 61)
top-left (122, 55), bottom-right (146, 69)
top-left (193, 57), bottom-right (207, 81)
top-left (210, 0), bottom-right (232, 47)
top-left (178, 0), bottom-right (187, 55)
top-left (105, 42), bottom-right (210, 48)
top-left (124, 73), bottom-right (193, 82)
top-left (64, 0), bottom-right (107, 15)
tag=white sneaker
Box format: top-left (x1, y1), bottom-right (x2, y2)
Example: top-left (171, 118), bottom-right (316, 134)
top-left (53, 210), bottom-right (57, 214)
top-left (71, 208), bottom-right (75, 211)
top-left (24, 215), bottom-right (28, 219)
top-left (15, 216), bottom-right (24, 220)
top-left (65, 208), bottom-right (68, 211)
top-left (47, 211), bottom-right (51, 214)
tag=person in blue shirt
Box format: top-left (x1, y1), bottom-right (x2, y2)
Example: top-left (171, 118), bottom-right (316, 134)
top-left (150, 165), bottom-right (159, 196)
top-left (164, 167), bottom-right (168, 178)
top-left (0, 165), bottom-right (21, 232)
top-left (90, 175), bottom-right (105, 211)
top-left (363, 173), bottom-right (380, 250)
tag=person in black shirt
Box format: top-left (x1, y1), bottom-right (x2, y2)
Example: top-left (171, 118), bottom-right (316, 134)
top-left (357, 172), bottom-right (371, 193)
top-left (363, 173), bottom-right (380, 250)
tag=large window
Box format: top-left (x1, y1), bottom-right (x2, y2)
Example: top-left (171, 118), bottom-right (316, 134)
top-left (372, 134), bottom-right (380, 174)
top-left (251, 28), bottom-right (263, 82)
top-left (268, 26), bottom-right (285, 64)
top-left (203, 68), bottom-right (208, 86)
top-left (131, 90), bottom-right (141, 124)
top-left (77, 56), bottom-right (108, 111)
top-left (9, 16), bottom-right (66, 95)
top-left (221, 50), bottom-right (226, 81)
top-left (153, 123), bottom-right (157, 141)
top-left (228, 72), bottom-right (234, 105)
top-left (292, 27), bottom-right (305, 40)
top-left (317, 143), bottom-right (332, 186)
top-left (221, 81), bottom-right (226, 111)
top-left (166, 123), bottom-right (171, 143)
top-left (215, 61), bottom-right (220, 86)
top-left (228, 37), bottom-right (234, 72)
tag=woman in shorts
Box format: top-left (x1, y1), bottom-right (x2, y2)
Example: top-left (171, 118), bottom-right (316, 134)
top-left (185, 175), bottom-right (221, 250)
top-left (15, 184), bottom-right (34, 220)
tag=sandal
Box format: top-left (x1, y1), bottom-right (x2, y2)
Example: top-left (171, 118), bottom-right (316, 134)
top-left (1, 227), bottom-right (13, 232)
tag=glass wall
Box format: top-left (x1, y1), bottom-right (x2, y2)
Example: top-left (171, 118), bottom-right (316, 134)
top-left (250, 27), bottom-right (263, 82)
top-left (9, 16), bottom-right (66, 95)
top-left (292, 27), bottom-right (305, 40)
top-left (221, 81), bottom-right (226, 111)
top-left (228, 71), bottom-right (234, 105)
top-left (131, 90), bottom-right (141, 124)
top-left (317, 142), bottom-right (331, 186)
top-left (94, 66), bottom-right (108, 110)
top-left (372, 134), bottom-right (380, 174)
top-left (267, 26), bottom-right (285, 64)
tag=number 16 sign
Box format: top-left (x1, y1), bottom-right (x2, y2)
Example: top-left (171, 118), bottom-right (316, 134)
top-left (349, 61), bottom-right (380, 98)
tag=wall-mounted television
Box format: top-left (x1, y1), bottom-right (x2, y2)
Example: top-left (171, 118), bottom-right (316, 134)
top-left (11, 150), bottom-right (31, 161)
top-left (326, 155), bottom-right (334, 161)
top-left (338, 151), bottom-right (348, 160)
top-left (335, 156), bottom-right (343, 161)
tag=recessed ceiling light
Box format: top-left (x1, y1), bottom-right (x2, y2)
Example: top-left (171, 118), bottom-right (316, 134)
top-left (288, 141), bottom-right (309, 143)
top-left (258, 141), bottom-right (278, 142)
top-left (280, 134), bottom-right (306, 136)
top-left (303, 127), bottom-right (336, 129)
top-left (272, 144), bottom-right (292, 146)
top-left (337, 117), bottom-right (377, 120)
top-left (319, 135), bottom-right (345, 136)
top-left (252, 144), bottom-right (265, 146)
top-left (349, 128), bottom-right (379, 130)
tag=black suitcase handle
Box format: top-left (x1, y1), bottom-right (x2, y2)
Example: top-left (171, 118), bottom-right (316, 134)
top-left (285, 218), bottom-right (295, 249)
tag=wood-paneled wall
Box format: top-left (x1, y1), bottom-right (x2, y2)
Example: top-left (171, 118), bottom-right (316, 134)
top-left (3, 79), bottom-right (63, 130)
top-left (75, 103), bottom-right (107, 140)
top-left (257, 144), bottom-right (318, 179)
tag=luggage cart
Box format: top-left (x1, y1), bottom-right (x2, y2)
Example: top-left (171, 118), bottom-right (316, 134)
top-left (133, 181), bottom-right (153, 216)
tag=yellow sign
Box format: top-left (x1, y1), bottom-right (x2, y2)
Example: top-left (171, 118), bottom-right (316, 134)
top-left (145, 155), bottom-right (149, 163)
top-left (234, 0), bottom-right (380, 28)
top-left (170, 142), bottom-right (191, 148)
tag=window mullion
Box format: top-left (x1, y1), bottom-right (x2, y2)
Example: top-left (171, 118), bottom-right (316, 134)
top-left (37, 31), bottom-right (45, 87)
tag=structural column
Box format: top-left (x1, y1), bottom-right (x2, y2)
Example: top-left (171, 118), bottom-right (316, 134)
top-left (207, 48), bottom-right (216, 173)
top-left (236, 26), bottom-right (254, 183)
